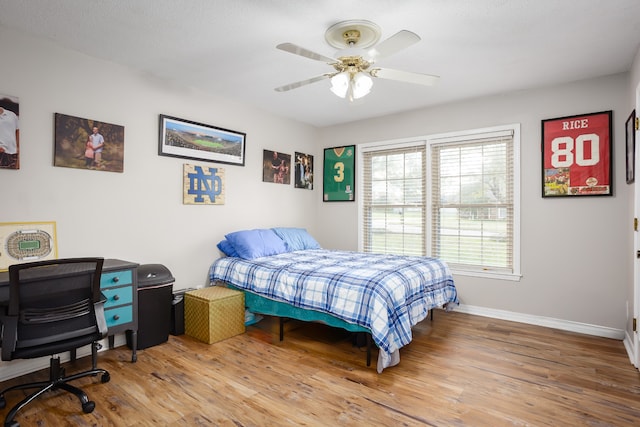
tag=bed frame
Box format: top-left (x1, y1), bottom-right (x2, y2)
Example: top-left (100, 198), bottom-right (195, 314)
top-left (231, 285), bottom-right (434, 367)
top-left (230, 285), bottom-right (374, 365)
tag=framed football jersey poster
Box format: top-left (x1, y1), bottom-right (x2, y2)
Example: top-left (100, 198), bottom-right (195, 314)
top-left (542, 111), bottom-right (612, 197)
top-left (323, 145), bottom-right (355, 201)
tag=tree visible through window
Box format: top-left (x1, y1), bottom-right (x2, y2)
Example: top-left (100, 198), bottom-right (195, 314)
top-left (359, 125), bottom-right (520, 279)
top-left (430, 129), bottom-right (515, 274)
top-left (361, 144), bottom-right (426, 256)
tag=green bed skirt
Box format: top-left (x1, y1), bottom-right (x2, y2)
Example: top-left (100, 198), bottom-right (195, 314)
top-left (228, 285), bottom-right (370, 334)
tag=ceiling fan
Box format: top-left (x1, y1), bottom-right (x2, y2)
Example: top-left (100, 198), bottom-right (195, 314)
top-left (274, 20), bottom-right (439, 102)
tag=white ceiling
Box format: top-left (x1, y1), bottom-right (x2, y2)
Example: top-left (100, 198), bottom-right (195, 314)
top-left (1, 0), bottom-right (640, 127)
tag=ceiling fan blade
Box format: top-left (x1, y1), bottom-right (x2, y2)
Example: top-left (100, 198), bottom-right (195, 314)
top-left (371, 68), bottom-right (440, 86)
top-left (276, 43), bottom-right (337, 63)
top-left (274, 74), bottom-right (331, 92)
top-left (367, 30), bottom-right (420, 60)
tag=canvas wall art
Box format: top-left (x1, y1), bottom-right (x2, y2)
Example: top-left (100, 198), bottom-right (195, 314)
top-left (262, 150), bottom-right (291, 184)
top-left (0, 93), bottom-right (20, 170)
top-left (54, 113), bottom-right (125, 172)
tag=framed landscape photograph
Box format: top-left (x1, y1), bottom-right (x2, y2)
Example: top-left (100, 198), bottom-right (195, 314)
top-left (323, 145), bottom-right (355, 202)
top-left (541, 110), bottom-right (612, 197)
top-left (54, 113), bottom-right (124, 173)
top-left (626, 109), bottom-right (636, 184)
top-left (159, 114), bottom-right (246, 166)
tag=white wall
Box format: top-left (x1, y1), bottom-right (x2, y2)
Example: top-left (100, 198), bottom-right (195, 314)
top-left (2, 23), bottom-right (637, 378)
top-left (318, 73), bottom-right (631, 333)
top-left (0, 25), bottom-right (321, 290)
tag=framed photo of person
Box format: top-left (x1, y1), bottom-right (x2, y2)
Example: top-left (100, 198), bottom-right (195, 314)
top-left (54, 113), bottom-right (125, 173)
top-left (323, 145), bottom-right (355, 202)
top-left (541, 111), bottom-right (612, 197)
top-left (0, 93), bottom-right (20, 170)
top-left (262, 150), bottom-right (291, 184)
top-left (294, 152), bottom-right (313, 190)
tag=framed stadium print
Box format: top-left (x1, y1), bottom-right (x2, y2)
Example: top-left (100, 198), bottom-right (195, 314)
top-left (0, 221), bottom-right (58, 271)
top-left (542, 111), bottom-right (612, 197)
top-left (159, 114), bottom-right (246, 166)
top-left (323, 145), bottom-right (355, 202)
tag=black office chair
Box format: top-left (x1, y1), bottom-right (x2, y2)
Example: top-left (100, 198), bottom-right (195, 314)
top-left (0, 258), bottom-right (111, 427)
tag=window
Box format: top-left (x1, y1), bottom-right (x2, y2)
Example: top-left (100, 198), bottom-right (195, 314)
top-left (429, 126), bottom-right (520, 279)
top-left (360, 142), bottom-right (426, 256)
top-left (359, 125), bottom-right (520, 280)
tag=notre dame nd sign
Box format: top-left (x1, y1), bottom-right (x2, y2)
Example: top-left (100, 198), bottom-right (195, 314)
top-left (183, 164), bottom-right (225, 205)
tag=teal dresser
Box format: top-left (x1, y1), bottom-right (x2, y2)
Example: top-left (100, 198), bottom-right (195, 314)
top-left (100, 259), bottom-right (139, 362)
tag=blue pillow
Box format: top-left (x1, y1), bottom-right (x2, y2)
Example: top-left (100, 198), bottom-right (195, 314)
top-left (272, 227), bottom-right (321, 251)
top-left (225, 229), bottom-right (289, 260)
top-left (217, 239), bottom-right (239, 257)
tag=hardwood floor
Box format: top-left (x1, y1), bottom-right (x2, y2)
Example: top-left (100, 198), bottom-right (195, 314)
top-left (1, 311), bottom-right (640, 426)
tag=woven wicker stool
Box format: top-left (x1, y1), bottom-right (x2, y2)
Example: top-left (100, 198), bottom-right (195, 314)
top-left (184, 286), bottom-right (245, 344)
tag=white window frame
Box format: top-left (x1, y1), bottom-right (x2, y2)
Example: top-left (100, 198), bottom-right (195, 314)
top-left (427, 124), bottom-right (521, 281)
top-left (358, 124), bottom-right (521, 281)
top-left (358, 139), bottom-right (427, 256)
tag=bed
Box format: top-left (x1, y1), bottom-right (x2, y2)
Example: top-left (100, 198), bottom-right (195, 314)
top-left (208, 227), bottom-right (458, 373)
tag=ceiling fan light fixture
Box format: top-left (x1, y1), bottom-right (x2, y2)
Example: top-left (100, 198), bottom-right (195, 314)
top-left (352, 72), bottom-right (373, 99)
top-left (330, 72), bottom-right (349, 98)
top-left (275, 20), bottom-right (439, 100)
top-left (330, 72), bottom-right (373, 101)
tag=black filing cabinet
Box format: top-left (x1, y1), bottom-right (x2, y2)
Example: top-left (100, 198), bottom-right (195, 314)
top-left (128, 264), bottom-right (174, 350)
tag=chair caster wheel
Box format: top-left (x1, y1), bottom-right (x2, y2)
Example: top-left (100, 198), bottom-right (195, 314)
top-left (101, 372), bottom-right (111, 383)
top-left (83, 400), bottom-right (96, 413)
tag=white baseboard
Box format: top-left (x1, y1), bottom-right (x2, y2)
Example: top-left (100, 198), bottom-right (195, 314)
top-left (455, 304), bottom-right (626, 340)
top-left (623, 330), bottom-right (638, 368)
top-left (0, 334), bottom-right (127, 383)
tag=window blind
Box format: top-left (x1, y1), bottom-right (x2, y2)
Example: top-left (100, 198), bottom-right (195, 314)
top-left (362, 144), bottom-right (426, 256)
top-left (430, 130), bottom-right (515, 273)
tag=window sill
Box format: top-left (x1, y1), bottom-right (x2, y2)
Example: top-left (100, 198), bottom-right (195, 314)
top-left (450, 268), bottom-right (522, 282)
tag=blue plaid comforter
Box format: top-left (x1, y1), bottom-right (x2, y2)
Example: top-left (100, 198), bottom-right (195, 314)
top-left (208, 249), bottom-right (458, 371)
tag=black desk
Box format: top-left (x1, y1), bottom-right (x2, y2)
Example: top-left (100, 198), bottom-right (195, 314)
top-left (1, 258), bottom-right (139, 362)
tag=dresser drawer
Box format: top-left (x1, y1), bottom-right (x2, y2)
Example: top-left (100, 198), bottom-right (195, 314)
top-left (101, 270), bottom-right (133, 289)
top-left (102, 286), bottom-right (133, 308)
top-left (105, 305), bottom-right (133, 328)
